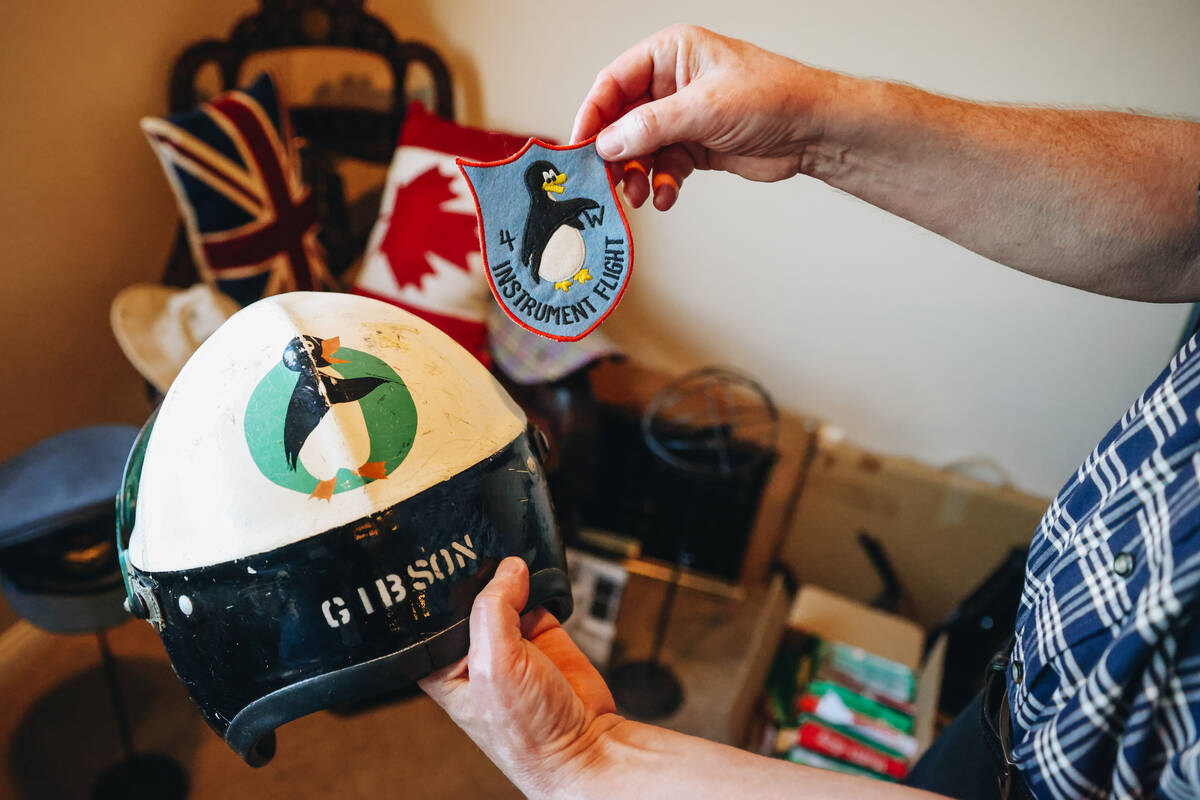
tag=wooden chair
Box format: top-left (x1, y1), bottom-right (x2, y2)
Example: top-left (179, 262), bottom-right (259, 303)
top-left (158, 0), bottom-right (454, 287)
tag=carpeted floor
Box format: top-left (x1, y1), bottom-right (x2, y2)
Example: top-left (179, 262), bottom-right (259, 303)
top-left (0, 618), bottom-right (522, 800)
top-left (0, 574), bottom-right (772, 800)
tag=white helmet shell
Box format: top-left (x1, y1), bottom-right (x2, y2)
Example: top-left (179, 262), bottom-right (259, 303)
top-left (128, 292), bottom-right (525, 572)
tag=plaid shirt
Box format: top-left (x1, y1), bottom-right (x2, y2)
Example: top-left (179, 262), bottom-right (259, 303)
top-left (1010, 332), bottom-right (1200, 799)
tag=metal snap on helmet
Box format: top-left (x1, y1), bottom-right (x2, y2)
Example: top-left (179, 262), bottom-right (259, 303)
top-left (116, 292), bottom-right (572, 766)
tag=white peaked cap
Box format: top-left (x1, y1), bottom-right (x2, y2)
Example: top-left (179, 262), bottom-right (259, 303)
top-left (129, 292), bottom-right (526, 572)
top-left (111, 283), bottom-right (241, 393)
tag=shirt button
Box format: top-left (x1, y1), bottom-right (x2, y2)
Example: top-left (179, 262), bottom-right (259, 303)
top-left (1114, 552), bottom-right (1135, 578)
top-left (1012, 660), bottom-right (1024, 684)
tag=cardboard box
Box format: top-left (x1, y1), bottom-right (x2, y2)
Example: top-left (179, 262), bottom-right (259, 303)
top-left (785, 585), bottom-right (946, 756)
top-left (731, 583), bottom-right (946, 760)
top-left (777, 429), bottom-right (1048, 628)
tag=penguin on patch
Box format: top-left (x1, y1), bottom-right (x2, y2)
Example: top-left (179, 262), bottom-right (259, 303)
top-left (520, 160), bottom-right (601, 292)
top-left (281, 334), bottom-right (392, 501)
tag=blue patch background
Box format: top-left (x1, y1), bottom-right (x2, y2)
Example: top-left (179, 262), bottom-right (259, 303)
top-left (461, 141), bottom-right (630, 341)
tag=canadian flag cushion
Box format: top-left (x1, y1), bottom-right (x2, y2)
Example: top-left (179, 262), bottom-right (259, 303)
top-left (353, 104), bottom-right (532, 364)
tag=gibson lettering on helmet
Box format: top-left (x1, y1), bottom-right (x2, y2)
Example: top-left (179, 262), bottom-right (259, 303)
top-left (319, 534), bottom-right (479, 629)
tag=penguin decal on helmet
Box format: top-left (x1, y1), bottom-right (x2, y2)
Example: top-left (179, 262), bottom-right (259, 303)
top-left (279, 334), bottom-right (396, 495)
top-left (116, 292), bottom-right (572, 765)
top-left (249, 332), bottom-right (415, 502)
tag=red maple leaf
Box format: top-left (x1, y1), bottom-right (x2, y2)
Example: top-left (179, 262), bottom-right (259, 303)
top-left (380, 166), bottom-right (480, 290)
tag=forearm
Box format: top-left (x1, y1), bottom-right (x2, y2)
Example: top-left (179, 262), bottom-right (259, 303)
top-left (544, 716), bottom-right (947, 800)
top-left (802, 73), bottom-right (1200, 301)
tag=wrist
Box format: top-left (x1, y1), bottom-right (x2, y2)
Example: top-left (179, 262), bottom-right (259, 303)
top-left (797, 69), bottom-right (874, 182)
top-left (798, 67), bottom-right (930, 192)
top-left (520, 713), bottom-right (627, 800)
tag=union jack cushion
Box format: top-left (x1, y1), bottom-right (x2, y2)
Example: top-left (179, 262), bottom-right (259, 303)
top-left (353, 103), bottom-right (530, 364)
top-left (141, 73), bottom-right (335, 307)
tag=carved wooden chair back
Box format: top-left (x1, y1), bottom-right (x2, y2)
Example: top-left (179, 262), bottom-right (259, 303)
top-left (159, 0), bottom-right (454, 286)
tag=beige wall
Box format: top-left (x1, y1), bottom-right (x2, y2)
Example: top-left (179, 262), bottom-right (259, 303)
top-left (0, 1), bottom-right (251, 460)
top-left (376, 0), bottom-right (1200, 496)
top-left (4, 1), bottom-right (1200, 497)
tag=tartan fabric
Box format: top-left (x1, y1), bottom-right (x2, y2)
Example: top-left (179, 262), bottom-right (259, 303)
top-left (486, 303), bottom-right (618, 385)
top-left (1010, 332), bottom-right (1200, 799)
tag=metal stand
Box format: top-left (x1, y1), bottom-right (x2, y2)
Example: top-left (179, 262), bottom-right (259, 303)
top-left (608, 660), bottom-right (684, 719)
top-left (608, 548), bottom-right (690, 719)
top-left (91, 631), bottom-right (188, 800)
top-left (609, 368), bottom-right (778, 720)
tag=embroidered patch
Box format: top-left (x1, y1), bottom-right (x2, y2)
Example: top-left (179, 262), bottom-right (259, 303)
top-left (458, 138), bottom-right (633, 342)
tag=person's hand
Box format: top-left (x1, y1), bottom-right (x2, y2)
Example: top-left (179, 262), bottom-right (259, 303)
top-left (571, 24), bottom-right (836, 211)
top-left (419, 557), bottom-right (621, 799)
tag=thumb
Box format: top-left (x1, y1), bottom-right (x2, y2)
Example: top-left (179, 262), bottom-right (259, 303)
top-left (466, 557), bottom-right (531, 683)
top-left (596, 92), bottom-right (708, 161)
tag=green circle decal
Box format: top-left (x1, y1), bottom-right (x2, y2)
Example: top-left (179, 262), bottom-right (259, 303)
top-left (244, 338), bottom-right (418, 499)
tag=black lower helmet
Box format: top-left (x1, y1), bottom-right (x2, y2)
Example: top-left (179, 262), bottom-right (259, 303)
top-left (116, 293), bottom-right (572, 765)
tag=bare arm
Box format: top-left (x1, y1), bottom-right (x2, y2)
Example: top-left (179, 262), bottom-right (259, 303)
top-left (573, 24), bottom-right (1200, 302)
top-left (420, 558), bottom-right (946, 800)
top-left (808, 80), bottom-right (1200, 300)
top-left (558, 717), bottom-right (944, 800)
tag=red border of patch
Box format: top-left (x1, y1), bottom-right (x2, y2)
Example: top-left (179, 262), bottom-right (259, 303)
top-left (456, 136), bottom-right (634, 343)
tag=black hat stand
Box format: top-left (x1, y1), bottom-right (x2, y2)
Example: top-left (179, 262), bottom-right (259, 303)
top-left (606, 516), bottom-right (694, 718)
top-left (91, 630), bottom-right (188, 800)
top-left (608, 368), bottom-right (778, 719)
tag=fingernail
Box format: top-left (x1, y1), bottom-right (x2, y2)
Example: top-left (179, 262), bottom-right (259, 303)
top-left (652, 174), bottom-right (678, 209)
top-left (623, 159), bottom-right (648, 177)
top-left (596, 124), bottom-right (624, 159)
top-left (497, 558), bottom-right (523, 578)
top-left (652, 173), bottom-right (678, 192)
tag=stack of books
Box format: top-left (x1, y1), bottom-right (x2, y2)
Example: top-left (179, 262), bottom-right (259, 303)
top-left (764, 636), bottom-right (918, 781)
